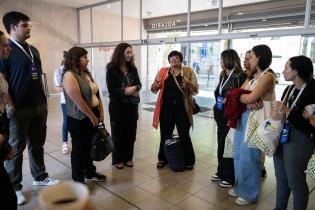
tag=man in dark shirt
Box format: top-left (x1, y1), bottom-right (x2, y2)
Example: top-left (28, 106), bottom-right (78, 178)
top-left (0, 11), bottom-right (59, 205)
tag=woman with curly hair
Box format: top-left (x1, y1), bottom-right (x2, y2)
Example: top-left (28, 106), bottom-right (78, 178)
top-left (106, 43), bottom-right (142, 169)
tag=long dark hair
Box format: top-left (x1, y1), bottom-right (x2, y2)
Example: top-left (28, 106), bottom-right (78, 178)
top-left (220, 49), bottom-right (243, 80)
top-left (107, 42), bottom-right (136, 70)
top-left (289, 55), bottom-right (314, 82)
top-left (64, 47), bottom-right (87, 75)
top-left (248, 44), bottom-right (275, 79)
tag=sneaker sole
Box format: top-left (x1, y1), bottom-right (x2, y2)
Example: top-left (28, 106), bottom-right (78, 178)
top-left (32, 181), bottom-right (60, 186)
top-left (85, 178), bottom-right (106, 182)
top-left (235, 199), bottom-right (251, 206)
top-left (17, 200), bottom-right (26, 205)
top-left (210, 177), bottom-right (221, 181)
top-left (219, 183), bottom-right (233, 188)
top-left (228, 190), bottom-right (238, 197)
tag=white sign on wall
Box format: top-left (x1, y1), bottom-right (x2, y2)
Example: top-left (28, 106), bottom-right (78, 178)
top-left (151, 21), bottom-right (176, 29)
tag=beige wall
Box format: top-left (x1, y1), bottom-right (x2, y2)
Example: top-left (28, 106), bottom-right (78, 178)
top-left (0, 0), bottom-right (78, 93)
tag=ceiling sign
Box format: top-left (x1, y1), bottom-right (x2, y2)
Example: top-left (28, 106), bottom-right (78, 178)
top-left (151, 21), bottom-right (176, 29)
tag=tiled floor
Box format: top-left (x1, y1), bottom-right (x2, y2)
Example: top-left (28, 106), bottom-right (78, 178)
top-left (17, 92), bottom-right (315, 210)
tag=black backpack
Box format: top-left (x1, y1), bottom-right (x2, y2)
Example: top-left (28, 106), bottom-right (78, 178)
top-left (164, 135), bottom-right (185, 172)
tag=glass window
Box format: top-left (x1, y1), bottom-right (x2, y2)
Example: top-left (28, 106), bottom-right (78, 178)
top-left (123, 0), bottom-right (140, 40)
top-left (142, 0), bottom-right (187, 38)
top-left (190, 0), bottom-right (219, 36)
top-left (190, 42), bottom-right (222, 91)
top-left (225, 0), bottom-right (305, 33)
top-left (91, 47), bottom-right (115, 95)
top-left (301, 35), bottom-right (315, 69)
top-left (79, 9), bottom-right (92, 43)
top-left (92, 2), bottom-right (121, 42)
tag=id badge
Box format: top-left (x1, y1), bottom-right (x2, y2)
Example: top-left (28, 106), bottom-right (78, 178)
top-left (216, 95), bottom-right (224, 110)
top-left (279, 122), bottom-right (290, 144)
top-left (30, 65), bottom-right (38, 80)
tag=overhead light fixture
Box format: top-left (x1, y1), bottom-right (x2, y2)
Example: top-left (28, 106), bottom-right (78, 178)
top-left (176, 19), bottom-right (181, 22)
top-left (236, 12), bottom-right (244, 15)
top-left (262, 19), bottom-right (267, 22)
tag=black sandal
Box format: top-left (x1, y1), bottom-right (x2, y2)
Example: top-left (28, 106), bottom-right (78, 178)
top-left (157, 161), bottom-right (166, 169)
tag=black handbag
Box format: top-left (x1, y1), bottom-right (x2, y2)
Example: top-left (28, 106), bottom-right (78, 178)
top-left (91, 121), bottom-right (113, 161)
top-left (164, 135), bottom-right (185, 172)
top-left (192, 98), bottom-right (201, 114)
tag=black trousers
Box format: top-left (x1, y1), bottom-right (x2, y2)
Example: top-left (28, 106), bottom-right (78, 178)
top-left (213, 106), bottom-right (234, 184)
top-left (159, 102), bottom-right (195, 165)
top-left (67, 116), bottom-right (96, 182)
top-left (0, 163), bottom-right (17, 210)
top-left (109, 101), bottom-right (138, 165)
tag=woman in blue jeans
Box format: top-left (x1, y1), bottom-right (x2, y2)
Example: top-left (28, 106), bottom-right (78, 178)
top-left (53, 51), bottom-right (69, 154)
top-left (229, 45), bottom-right (276, 205)
top-left (271, 55), bottom-right (315, 210)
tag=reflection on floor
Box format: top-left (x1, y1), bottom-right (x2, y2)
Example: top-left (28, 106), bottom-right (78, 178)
top-left (18, 95), bottom-right (315, 210)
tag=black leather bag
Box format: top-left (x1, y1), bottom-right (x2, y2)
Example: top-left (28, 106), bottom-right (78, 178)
top-left (91, 122), bottom-right (113, 161)
top-left (164, 135), bottom-right (185, 172)
top-left (192, 98), bottom-right (201, 114)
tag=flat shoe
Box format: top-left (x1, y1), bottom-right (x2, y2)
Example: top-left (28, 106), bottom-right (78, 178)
top-left (157, 161), bottom-right (166, 169)
top-left (126, 161), bottom-right (133, 167)
top-left (185, 165), bottom-right (194, 170)
top-left (115, 163), bottom-right (124, 169)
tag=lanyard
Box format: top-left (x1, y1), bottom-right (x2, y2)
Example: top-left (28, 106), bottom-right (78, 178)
top-left (9, 37), bottom-right (34, 65)
top-left (248, 67), bottom-right (270, 90)
top-left (286, 83), bottom-right (306, 109)
top-left (219, 69), bottom-right (234, 95)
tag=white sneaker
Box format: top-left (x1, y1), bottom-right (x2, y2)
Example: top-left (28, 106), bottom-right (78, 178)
top-left (235, 197), bottom-right (251, 206)
top-left (219, 180), bottom-right (233, 188)
top-left (210, 174), bottom-right (221, 181)
top-left (33, 177), bottom-right (60, 186)
top-left (16, 190), bottom-right (26, 205)
top-left (228, 189), bottom-right (238, 197)
top-left (62, 143), bottom-right (69, 154)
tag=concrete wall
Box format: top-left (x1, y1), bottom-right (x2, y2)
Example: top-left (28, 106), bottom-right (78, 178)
top-left (0, 0), bottom-right (78, 93)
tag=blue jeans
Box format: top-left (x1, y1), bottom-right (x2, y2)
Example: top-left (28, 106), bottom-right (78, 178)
top-left (233, 110), bottom-right (261, 203)
top-left (273, 127), bottom-right (315, 210)
top-left (61, 104), bottom-right (68, 143)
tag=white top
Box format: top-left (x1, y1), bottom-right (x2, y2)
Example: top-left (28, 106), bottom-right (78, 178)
top-left (53, 65), bottom-right (66, 104)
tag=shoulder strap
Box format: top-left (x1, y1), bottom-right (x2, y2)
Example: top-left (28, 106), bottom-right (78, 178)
top-left (170, 69), bottom-right (195, 108)
top-left (282, 85), bottom-right (294, 104)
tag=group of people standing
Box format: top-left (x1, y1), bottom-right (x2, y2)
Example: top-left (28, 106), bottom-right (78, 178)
top-left (211, 44), bottom-right (315, 210)
top-left (1, 10), bottom-right (315, 210)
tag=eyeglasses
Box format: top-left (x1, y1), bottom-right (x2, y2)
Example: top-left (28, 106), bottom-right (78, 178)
top-left (169, 56), bottom-right (180, 61)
